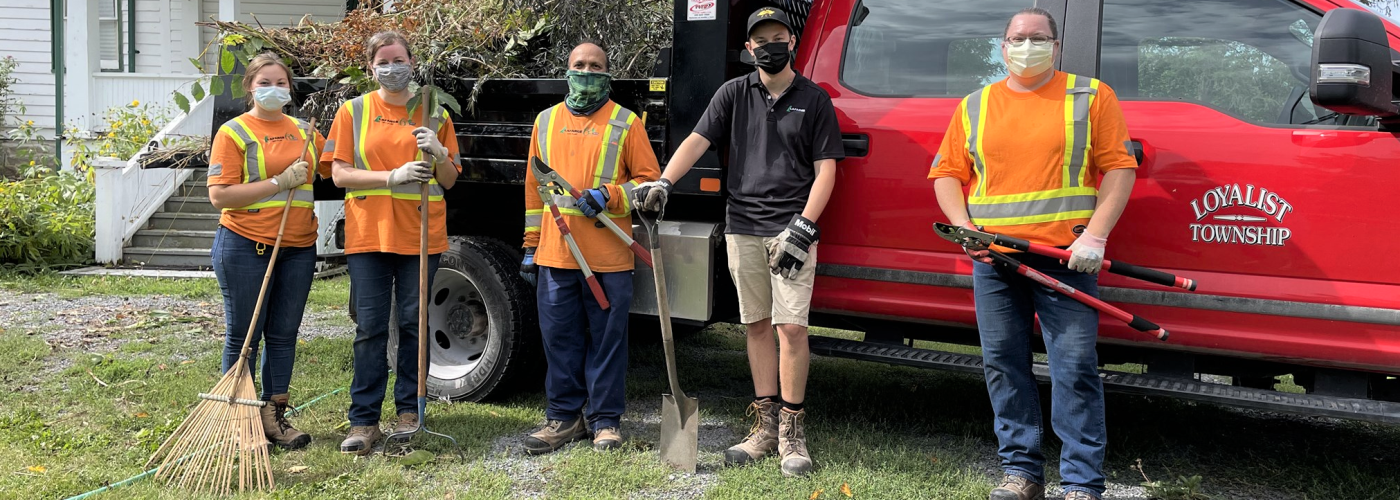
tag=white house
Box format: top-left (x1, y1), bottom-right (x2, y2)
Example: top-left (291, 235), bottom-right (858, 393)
top-left (2, 0), bottom-right (347, 145)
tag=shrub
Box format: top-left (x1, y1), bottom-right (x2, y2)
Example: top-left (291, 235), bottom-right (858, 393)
top-left (0, 162), bottom-right (96, 272)
top-left (69, 100), bottom-right (170, 173)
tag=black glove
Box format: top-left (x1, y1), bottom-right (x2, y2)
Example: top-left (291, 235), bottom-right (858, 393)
top-left (520, 248), bottom-right (538, 287)
top-left (766, 215), bottom-right (819, 279)
top-left (634, 178), bottom-right (673, 213)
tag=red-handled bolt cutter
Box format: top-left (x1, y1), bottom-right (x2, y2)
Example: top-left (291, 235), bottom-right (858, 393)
top-left (933, 223), bottom-right (1171, 341)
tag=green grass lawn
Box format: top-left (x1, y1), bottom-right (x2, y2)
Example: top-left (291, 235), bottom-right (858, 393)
top-left (0, 273), bottom-right (1398, 499)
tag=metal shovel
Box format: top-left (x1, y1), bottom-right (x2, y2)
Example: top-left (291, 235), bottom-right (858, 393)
top-left (640, 208), bottom-right (698, 473)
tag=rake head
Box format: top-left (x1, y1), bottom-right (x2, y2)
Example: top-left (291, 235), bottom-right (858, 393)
top-left (145, 365), bottom-right (274, 494)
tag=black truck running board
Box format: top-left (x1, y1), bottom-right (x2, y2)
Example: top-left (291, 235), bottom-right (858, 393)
top-left (808, 336), bottom-right (1400, 425)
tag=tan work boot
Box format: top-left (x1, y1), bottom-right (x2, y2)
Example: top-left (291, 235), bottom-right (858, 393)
top-left (339, 425), bottom-right (384, 456)
top-left (387, 413), bottom-right (419, 444)
top-left (777, 408), bottom-right (812, 477)
top-left (989, 474), bottom-right (1045, 500)
top-left (724, 399), bottom-right (780, 465)
top-left (592, 427), bottom-right (623, 451)
top-left (259, 394), bottom-right (311, 450)
top-left (522, 418), bottom-right (587, 455)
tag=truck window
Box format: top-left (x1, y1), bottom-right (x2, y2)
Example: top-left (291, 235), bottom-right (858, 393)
top-left (1098, 0), bottom-right (1338, 126)
top-left (841, 0), bottom-right (1033, 97)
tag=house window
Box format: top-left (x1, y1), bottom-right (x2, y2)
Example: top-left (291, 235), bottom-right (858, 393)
top-left (98, 0), bottom-right (124, 71)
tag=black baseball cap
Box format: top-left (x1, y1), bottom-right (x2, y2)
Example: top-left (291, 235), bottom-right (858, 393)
top-left (746, 7), bottom-right (795, 39)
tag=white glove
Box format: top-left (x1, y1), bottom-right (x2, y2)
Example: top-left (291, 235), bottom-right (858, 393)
top-left (270, 161), bottom-right (308, 191)
top-left (1067, 230), bottom-right (1107, 274)
top-left (412, 126), bottom-right (448, 162)
top-left (387, 161), bottom-right (433, 186)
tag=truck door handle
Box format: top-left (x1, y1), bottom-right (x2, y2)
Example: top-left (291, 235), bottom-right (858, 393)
top-left (843, 134), bottom-right (869, 157)
top-left (1128, 140), bottom-right (1145, 165)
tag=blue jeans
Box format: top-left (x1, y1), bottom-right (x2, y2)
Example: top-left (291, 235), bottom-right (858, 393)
top-left (974, 253), bottom-right (1106, 497)
top-left (211, 226), bottom-right (315, 400)
top-left (346, 252), bottom-right (441, 426)
top-left (537, 266), bottom-right (633, 432)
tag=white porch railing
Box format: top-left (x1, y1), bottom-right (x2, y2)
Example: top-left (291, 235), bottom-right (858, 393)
top-left (92, 73), bottom-right (203, 120)
top-left (93, 96), bottom-right (214, 264)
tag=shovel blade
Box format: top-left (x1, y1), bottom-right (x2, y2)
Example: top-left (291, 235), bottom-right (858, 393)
top-left (659, 394), bottom-right (699, 473)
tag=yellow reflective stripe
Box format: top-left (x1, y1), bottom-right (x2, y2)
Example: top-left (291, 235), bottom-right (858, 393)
top-left (972, 210), bottom-right (1096, 227)
top-left (592, 105), bottom-right (624, 186)
top-left (288, 116), bottom-right (317, 163)
top-left (1061, 74), bottom-right (1076, 189)
top-left (228, 185), bottom-right (314, 211)
top-left (354, 98), bottom-right (371, 171)
top-left (555, 207), bottom-right (630, 219)
top-left (1081, 79), bottom-right (1100, 187)
top-left (964, 88), bottom-right (991, 198)
top-left (231, 117), bottom-right (267, 183)
top-left (535, 105), bottom-right (558, 166)
top-left (227, 200), bottom-right (316, 211)
top-left (603, 179), bottom-right (641, 218)
top-left (968, 186), bottom-right (1099, 204)
top-left (344, 189), bottom-right (446, 202)
top-left (609, 113), bottom-right (636, 184)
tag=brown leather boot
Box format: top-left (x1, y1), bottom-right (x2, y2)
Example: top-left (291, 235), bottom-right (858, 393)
top-left (723, 399), bottom-right (781, 465)
top-left (522, 418), bottom-right (588, 455)
top-left (387, 413), bottom-right (419, 444)
top-left (260, 394), bottom-right (311, 450)
top-left (777, 408), bottom-right (812, 477)
top-left (592, 427), bottom-right (623, 451)
top-left (339, 425), bottom-right (383, 456)
top-left (989, 474), bottom-right (1045, 500)
top-left (1063, 491), bottom-right (1101, 500)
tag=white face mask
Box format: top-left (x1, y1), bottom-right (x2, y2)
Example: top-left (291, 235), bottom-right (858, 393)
top-left (253, 85), bottom-right (292, 112)
top-left (1005, 42), bottom-right (1055, 77)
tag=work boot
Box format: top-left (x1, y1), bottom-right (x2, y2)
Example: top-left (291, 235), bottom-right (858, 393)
top-left (777, 408), bottom-right (812, 477)
top-left (387, 413), bottom-right (419, 444)
top-left (339, 425), bottom-right (384, 456)
top-left (260, 394), bottom-right (311, 450)
top-left (592, 427), bottom-right (623, 451)
top-left (522, 418), bottom-right (587, 455)
top-left (989, 474), bottom-right (1045, 500)
top-left (723, 399), bottom-right (780, 465)
top-left (1063, 491), bottom-right (1101, 500)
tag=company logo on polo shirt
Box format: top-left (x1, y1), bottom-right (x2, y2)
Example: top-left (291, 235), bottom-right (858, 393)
top-left (263, 133), bottom-right (298, 144)
top-left (374, 116), bottom-right (417, 127)
top-left (786, 105), bottom-right (806, 113)
top-left (558, 124), bottom-right (600, 136)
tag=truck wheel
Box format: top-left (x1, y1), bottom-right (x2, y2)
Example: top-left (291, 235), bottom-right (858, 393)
top-left (388, 236), bottom-right (539, 402)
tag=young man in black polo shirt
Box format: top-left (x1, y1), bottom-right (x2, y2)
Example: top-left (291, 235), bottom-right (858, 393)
top-left (635, 7), bottom-right (843, 477)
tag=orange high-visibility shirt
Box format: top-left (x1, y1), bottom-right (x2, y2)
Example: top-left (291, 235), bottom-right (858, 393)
top-left (208, 112), bottom-right (329, 247)
top-left (524, 101), bottom-right (661, 273)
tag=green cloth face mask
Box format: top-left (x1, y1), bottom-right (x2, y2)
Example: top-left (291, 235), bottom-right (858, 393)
top-left (565, 70), bottom-right (613, 115)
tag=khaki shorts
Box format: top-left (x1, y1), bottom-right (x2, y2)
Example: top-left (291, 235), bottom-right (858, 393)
top-left (725, 234), bottom-right (817, 327)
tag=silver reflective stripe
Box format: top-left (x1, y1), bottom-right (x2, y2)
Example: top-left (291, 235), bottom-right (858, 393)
top-left (389, 183), bottom-right (445, 197)
top-left (524, 213), bottom-right (542, 228)
top-left (598, 107), bottom-right (634, 184)
top-left (349, 97), bottom-right (367, 171)
top-left (1123, 140), bottom-right (1134, 155)
top-left (248, 186), bottom-right (315, 207)
top-left (209, 163), bottom-right (223, 177)
top-left (930, 153), bottom-right (942, 169)
top-left (965, 88), bottom-right (987, 196)
top-left (552, 194), bottom-right (578, 210)
top-left (968, 195), bottom-right (1098, 220)
top-left (225, 122), bottom-right (262, 182)
top-left (536, 106), bottom-right (555, 166)
top-left (324, 139), bottom-right (335, 154)
top-left (1067, 79), bottom-right (1095, 188)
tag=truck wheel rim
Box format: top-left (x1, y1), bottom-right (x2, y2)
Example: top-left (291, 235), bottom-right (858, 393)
top-left (427, 267), bottom-right (490, 380)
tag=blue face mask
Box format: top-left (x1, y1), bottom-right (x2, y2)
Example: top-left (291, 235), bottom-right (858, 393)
top-left (253, 86), bottom-right (292, 112)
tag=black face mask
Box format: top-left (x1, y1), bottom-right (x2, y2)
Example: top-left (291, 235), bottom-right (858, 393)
top-left (752, 41), bottom-right (791, 75)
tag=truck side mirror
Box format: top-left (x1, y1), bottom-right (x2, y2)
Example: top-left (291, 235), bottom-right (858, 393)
top-left (1308, 8), bottom-right (1399, 119)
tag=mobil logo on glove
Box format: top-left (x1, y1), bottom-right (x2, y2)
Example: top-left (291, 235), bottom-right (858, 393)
top-left (1188, 183), bottom-right (1294, 247)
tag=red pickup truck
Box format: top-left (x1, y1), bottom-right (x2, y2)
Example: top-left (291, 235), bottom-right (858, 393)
top-left (295, 0), bottom-right (1400, 423)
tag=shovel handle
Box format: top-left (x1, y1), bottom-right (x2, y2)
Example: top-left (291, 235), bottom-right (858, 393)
top-left (641, 209), bottom-right (687, 400)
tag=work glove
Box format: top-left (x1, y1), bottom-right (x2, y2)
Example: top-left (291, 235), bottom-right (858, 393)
top-left (411, 126), bottom-right (449, 162)
top-left (961, 221), bottom-right (993, 264)
top-left (576, 188), bottom-right (610, 219)
top-left (1067, 230), bottom-right (1107, 274)
top-left (766, 214), bottom-right (820, 280)
top-left (633, 179), bottom-right (672, 213)
top-left (386, 161), bottom-right (433, 187)
top-left (271, 160), bottom-right (309, 191)
top-left (520, 248), bottom-right (538, 287)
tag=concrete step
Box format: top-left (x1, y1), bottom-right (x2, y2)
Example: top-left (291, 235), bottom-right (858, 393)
top-left (178, 181), bottom-right (209, 198)
top-left (147, 212), bottom-right (220, 231)
top-left (188, 168), bottom-right (208, 181)
top-left (131, 229), bottom-right (216, 249)
top-left (165, 196), bottom-right (220, 214)
top-left (122, 247), bottom-right (212, 268)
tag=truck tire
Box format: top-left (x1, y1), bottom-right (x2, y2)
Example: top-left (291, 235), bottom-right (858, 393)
top-left (388, 236), bottom-right (539, 402)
